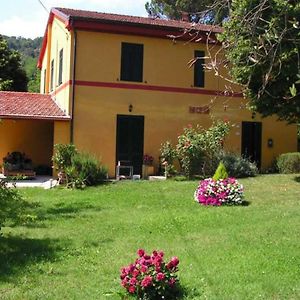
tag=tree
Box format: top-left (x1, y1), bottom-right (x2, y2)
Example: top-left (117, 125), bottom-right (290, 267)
top-left (145, 0), bottom-right (228, 23)
top-left (0, 34), bottom-right (28, 91)
top-left (217, 0), bottom-right (300, 123)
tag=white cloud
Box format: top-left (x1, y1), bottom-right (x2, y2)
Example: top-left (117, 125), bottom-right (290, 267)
top-left (0, 0), bottom-right (148, 38)
top-left (0, 15), bottom-right (46, 38)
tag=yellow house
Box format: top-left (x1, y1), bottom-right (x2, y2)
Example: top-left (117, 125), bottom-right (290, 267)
top-left (0, 7), bottom-right (297, 177)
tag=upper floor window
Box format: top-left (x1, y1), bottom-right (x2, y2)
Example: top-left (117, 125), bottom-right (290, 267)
top-left (50, 59), bottom-right (54, 92)
top-left (194, 50), bottom-right (205, 88)
top-left (120, 42), bottom-right (143, 82)
top-left (58, 48), bottom-right (63, 85)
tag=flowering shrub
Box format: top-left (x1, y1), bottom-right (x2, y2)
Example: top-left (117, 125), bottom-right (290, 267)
top-left (120, 249), bottom-right (180, 299)
top-left (194, 177), bottom-right (244, 206)
top-left (143, 154), bottom-right (154, 165)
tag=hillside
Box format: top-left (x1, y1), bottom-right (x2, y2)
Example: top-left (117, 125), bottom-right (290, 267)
top-left (3, 36), bottom-right (43, 93)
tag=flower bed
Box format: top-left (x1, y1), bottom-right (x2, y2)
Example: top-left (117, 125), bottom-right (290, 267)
top-left (194, 177), bottom-right (244, 206)
top-left (120, 249), bottom-right (179, 299)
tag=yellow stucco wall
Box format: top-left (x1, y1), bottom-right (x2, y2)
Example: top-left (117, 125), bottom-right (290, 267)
top-left (0, 119), bottom-right (54, 168)
top-left (53, 121), bottom-right (71, 146)
top-left (42, 27), bottom-right (297, 177)
top-left (41, 17), bottom-right (73, 115)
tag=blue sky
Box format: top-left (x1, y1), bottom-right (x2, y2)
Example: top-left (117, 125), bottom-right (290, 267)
top-left (0, 0), bottom-right (148, 38)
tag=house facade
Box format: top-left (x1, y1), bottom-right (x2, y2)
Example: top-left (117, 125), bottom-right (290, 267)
top-left (1, 7), bottom-right (297, 177)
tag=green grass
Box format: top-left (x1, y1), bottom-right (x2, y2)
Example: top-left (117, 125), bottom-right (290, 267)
top-left (0, 174), bottom-right (300, 299)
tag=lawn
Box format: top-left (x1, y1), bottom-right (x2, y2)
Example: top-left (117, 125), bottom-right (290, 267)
top-left (0, 174), bottom-right (299, 299)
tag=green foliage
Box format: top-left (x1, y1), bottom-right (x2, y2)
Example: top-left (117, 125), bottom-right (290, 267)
top-left (160, 141), bottom-right (178, 176)
top-left (220, 0), bottom-right (300, 123)
top-left (0, 180), bottom-right (25, 231)
top-left (3, 35), bottom-right (42, 93)
top-left (0, 35), bottom-right (28, 91)
top-left (277, 152), bottom-right (300, 174)
top-left (213, 162), bottom-right (228, 180)
top-left (176, 121), bottom-right (230, 178)
top-left (218, 151), bottom-right (258, 178)
top-left (65, 153), bottom-right (107, 188)
top-left (52, 144), bottom-right (107, 188)
top-left (160, 120), bottom-right (230, 178)
top-left (145, 0), bottom-right (228, 23)
top-left (52, 144), bottom-right (78, 171)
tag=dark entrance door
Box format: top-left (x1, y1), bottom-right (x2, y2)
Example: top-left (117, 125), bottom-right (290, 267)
top-left (116, 115), bottom-right (144, 175)
top-left (241, 121), bottom-right (262, 168)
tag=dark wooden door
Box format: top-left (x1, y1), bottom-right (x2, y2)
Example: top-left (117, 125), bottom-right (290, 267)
top-left (241, 121), bottom-right (262, 168)
top-left (116, 115), bottom-right (144, 174)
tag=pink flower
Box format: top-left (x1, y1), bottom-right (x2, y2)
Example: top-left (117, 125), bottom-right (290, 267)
top-left (156, 272), bottom-right (165, 281)
top-left (130, 277), bottom-right (138, 286)
top-left (171, 256), bottom-right (179, 267)
top-left (158, 251), bottom-right (164, 257)
top-left (132, 269), bottom-right (140, 277)
top-left (141, 265), bottom-right (148, 273)
top-left (128, 285), bottom-right (136, 294)
top-left (141, 275), bottom-right (153, 287)
top-left (137, 249), bottom-right (145, 257)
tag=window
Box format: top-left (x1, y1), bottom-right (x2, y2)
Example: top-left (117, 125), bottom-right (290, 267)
top-left (58, 48), bottom-right (63, 85)
top-left (43, 69), bottom-right (46, 94)
top-left (194, 50), bottom-right (205, 87)
top-left (120, 42), bottom-right (143, 82)
top-left (50, 59), bottom-right (54, 92)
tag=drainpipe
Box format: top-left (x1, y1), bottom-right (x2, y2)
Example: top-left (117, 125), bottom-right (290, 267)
top-left (70, 28), bottom-right (77, 143)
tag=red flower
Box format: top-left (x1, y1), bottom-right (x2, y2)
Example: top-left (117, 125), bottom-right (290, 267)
top-left (171, 256), bottom-right (179, 267)
top-left (137, 248), bottom-right (145, 257)
top-left (141, 275), bottom-right (153, 287)
top-left (156, 272), bottom-right (165, 281)
top-left (130, 277), bottom-right (138, 286)
top-left (128, 285), bottom-right (136, 294)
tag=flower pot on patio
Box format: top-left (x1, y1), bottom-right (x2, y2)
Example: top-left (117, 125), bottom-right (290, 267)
top-left (142, 164), bottom-right (155, 179)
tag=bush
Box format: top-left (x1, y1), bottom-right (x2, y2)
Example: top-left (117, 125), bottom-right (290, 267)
top-left (219, 152), bottom-right (258, 178)
top-left (213, 162), bottom-right (228, 181)
top-left (277, 152), bottom-right (300, 174)
top-left (160, 141), bottom-right (178, 176)
top-left (66, 153), bottom-right (107, 188)
top-left (160, 120), bottom-right (230, 179)
top-left (52, 144), bottom-right (77, 171)
top-left (120, 249), bottom-right (180, 299)
top-left (0, 180), bottom-right (24, 231)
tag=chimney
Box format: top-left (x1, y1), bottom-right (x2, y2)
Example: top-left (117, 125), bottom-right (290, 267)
top-left (181, 11), bottom-right (190, 22)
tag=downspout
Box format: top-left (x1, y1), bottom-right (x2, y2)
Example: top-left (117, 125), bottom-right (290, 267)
top-left (70, 27), bottom-right (77, 143)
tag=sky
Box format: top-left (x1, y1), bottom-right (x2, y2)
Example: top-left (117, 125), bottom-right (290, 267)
top-left (0, 0), bottom-right (148, 39)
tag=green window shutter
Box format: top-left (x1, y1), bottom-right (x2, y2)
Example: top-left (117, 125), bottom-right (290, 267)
top-left (194, 50), bottom-right (205, 87)
top-left (58, 48), bottom-right (63, 85)
top-left (121, 43), bottom-right (144, 82)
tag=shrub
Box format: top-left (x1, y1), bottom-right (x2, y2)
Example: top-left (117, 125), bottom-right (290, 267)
top-left (66, 153), bottom-right (107, 188)
top-left (0, 180), bottom-right (24, 231)
top-left (170, 120), bottom-right (230, 179)
top-left (277, 152), bottom-right (300, 174)
top-left (194, 178), bottom-right (244, 206)
top-left (120, 249), bottom-right (180, 299)
top-left (160, 141), bottom-right (177, 176)
top-left (213, 162), bottom-right (228, 181)
top-left (52, 144), bottom-right (77, 171)
top-left (219, 152), bottom-right (258, 178)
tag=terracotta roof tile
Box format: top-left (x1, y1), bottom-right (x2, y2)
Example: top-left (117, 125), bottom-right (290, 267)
top-left (53, 7), bottom-right (223, 33)
top-left (0, 91), bottom-right (69, 121)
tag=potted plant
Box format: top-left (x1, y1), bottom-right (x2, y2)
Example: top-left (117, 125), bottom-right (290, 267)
top-left (142, 154), bottom-right (154, 179)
